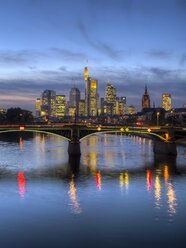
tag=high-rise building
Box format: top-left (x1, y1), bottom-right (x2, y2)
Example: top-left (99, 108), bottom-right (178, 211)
top-left (78, 100), bottom-right (85, 116)
top-left (142, 85), bottom-right (150, 110)
top-left (35, 98), bottom-right (41, 117)
top-left (116, 97), bottom-right (126, 115)
top-left (128, 105), bottom-right (136, 115)
top-left (69, 87), bottom-right (80, 115)
top-left (41, 90), bottom-right (56, 117)
top-left (84, 67), bottom-right (98, 117)
top-left (56, 95), bottom-right (66, 117)
top-left (105, 83), bottom-right (117, 115)
top-left (162, 93), bottom-right (172, 111)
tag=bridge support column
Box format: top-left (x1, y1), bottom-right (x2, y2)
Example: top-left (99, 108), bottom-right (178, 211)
top-left (153, 140), bottom-right (177, 156)
top-left (68, 140), bottom-right (81, 156)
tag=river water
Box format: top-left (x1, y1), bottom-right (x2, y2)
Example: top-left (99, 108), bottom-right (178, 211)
top-left (0, 132), bottom-right (186, 248)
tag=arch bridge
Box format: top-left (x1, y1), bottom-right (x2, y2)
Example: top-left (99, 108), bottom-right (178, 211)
top-left (0, 124), bottom-right (183, 156)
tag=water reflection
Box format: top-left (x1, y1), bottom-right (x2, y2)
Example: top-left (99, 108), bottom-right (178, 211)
top-left (96, 171), bottom-right (101, 191)
top-left (68, 176), bottom-right (81, 214)
top-left (155, 172), bottom-right (161, 209)
top-left (18, 171), bottom-right (26, 198)
top-left (147, 169), bottom-right (152, 192)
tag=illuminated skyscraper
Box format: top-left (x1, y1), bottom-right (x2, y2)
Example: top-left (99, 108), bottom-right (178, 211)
top-left (116, 97), bottom-right (126, 115)
top-left (162, 93), bottom-right (172, 111)
top-left (69, 87), bottom-right (80, 115)
top-left (56, 95), bottom-right (66, 117)
top-left (78, 100), bottom-right (85, 116)
top-left (84, 67), bottom-right (98, 116)
top-left (35, 98), bottom-right (41, 117)
top-left (41, 90), bottom-right (56, 117)
top-left (128, 105), bottom-right (136, 115)
top-left (105, 83), bottom-right (117, 115)
top-left (142, 85), bottom-right (151, 110)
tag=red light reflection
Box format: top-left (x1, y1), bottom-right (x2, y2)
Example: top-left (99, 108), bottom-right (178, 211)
top-left (96, 172), bottom-right (101, 191)
top-left (147, 169), bottom-right (152, 191)
top-left (18, 172), bottom-right (26, 198)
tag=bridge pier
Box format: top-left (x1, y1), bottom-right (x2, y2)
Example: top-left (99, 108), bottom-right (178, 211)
top-left (153, 140), bottom-right (177, 156)
top-left (68, 140), bottom-right (81, 156)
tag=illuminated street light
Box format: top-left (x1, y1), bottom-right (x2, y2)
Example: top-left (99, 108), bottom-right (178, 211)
top-left (157, 112), bottom-right (160, 126)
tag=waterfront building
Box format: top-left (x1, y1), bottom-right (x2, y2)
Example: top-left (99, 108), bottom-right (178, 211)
top-left (78, 100), bottom-right (85, 116)
top-left (41, 90), bottom-right (56, 117)
top-left (56, 95), bottom-right (66, 117)
top-left (162, 93), bottom-right (172, 111)
top-left (116, 96), bottom-right (126, 115)
top-left (142, 85), bottom-right (151, 110)
top-left (68, 107), bottom-right (76, 117)
top-left (69, 87), bottom-right (80, 115)
top-left (84, 67), bottom-right (98, 117)
top-left (128, 105), bottom-right (136, 115)
top-left (104, 83), bottom-right (117, 115)
top-left (35, 98), bottom-right (41, 117)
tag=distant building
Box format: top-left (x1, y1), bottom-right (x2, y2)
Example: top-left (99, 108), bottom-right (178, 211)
top-left (183, 104), bottom-right (186, 108)
top-left (68, 107), bottom-right (76, 117)
top-left (105, 83), bottom-right (117, 115)
top-left (142, 85), bottom-right (150, 110)
top-left (128, 105), bottom-right (136, 115)
top-left (116, 96), bottom-right (126, 115)
top-left (162, 93), bottom-right (172, 111)
top-left (78, 100), bottom-right (85, 116)
top-left (69, 87), bottom-right (80, 115)
top-left (35, 98), bottom-right (41, 117)
top-left (84, 67), bottom-right (98, 117)
top-left (56, 95), bottom-right (66, 117)
top-left (0, 108), bottom-right (7, 115)
top-left (41, 90), bottom-right (56, 118)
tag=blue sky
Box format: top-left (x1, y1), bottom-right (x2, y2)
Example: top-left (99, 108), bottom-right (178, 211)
top-left (0, 0), bottom-right (186, 111)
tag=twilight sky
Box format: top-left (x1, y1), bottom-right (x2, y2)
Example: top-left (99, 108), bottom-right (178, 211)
top-left (0, 0), bottom-right (186, 112)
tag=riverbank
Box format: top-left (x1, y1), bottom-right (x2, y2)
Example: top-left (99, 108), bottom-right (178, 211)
top-left (176, 138), bottom-right (186, 146)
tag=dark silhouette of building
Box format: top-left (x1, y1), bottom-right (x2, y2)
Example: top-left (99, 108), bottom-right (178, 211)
top-left (142, 85), bottom-right (150, 110)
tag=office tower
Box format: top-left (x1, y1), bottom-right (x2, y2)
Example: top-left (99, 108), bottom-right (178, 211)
top-left (78, 100), bottom-right (85, 116)
top-left (105, 83), bottom-right (117, 115)
top-left (35, 98), bottom-right (41, 117)
top-left (56, 95), bottom-right (66, 117)
top-left (162, 93), bottom-right (172, 111)
top-left (128, 105), bottom-right (136, 115)
top-left (116, 96), bottom-right (126, 115)
top-left (69, 87), bottom-right (80, 115)
top-left (84, 67), bottom-right (98, 117)
top-left (142, 85), bottom-right (150, 110)
top-left (41, 90), bottom-right (56, 117)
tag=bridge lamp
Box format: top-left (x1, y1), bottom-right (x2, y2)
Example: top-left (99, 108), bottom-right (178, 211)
top-left (120, 128), bottom-right (124, 132)
top-left (97, 127), bottom-right (101, 131)
top-left (165, 133), bottom-right (170, 141)
top-left (148, 128), bottom-right (151, 132)
top-left (125, 128), bottom-right (129, 132)
top-left (19, 126), bottom-right (25, 131)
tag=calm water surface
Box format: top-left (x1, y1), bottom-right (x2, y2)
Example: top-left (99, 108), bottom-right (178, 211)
top-left (0, 132), bottom-right (186, 248)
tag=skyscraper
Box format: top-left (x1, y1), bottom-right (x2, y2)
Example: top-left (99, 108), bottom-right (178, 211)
top-left (78, 100), bottom-right (85, 116)
top-left (69, 87), bottom-right (80, 115)
top-left (41, 90), bottom-right (56, 118)
top-left (56, 95), bottom-right (66, 117)
top-left (162, 93), bottom-right (172, 111)
top-left (35, 98), bottom-right (41, 117)
top-left (105, 83), bottom-right (117, 115)
top-left (142, 85), bottom-right (150, 110)
top-left (84, 67), bottom-right (98, 117)
top-left (116, 96), bottom-right (126, 115)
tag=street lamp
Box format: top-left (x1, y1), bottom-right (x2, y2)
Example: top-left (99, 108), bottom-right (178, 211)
top-left (157, 112), bottom-right (160, 126)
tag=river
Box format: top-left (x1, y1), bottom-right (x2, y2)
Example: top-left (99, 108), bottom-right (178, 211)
top-left (0, 132), bottom-right (186, 248)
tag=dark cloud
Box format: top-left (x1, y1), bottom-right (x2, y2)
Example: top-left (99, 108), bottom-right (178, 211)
top-left (146, 49), bottom-right (172, 59)
top-left (180, 53), bottom-right (186, 66)
top-left (77, 21), bottom-right (124, 60)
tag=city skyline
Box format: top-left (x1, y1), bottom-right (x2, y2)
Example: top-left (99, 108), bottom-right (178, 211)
top-left (0, 0), bottom-right (186, 111)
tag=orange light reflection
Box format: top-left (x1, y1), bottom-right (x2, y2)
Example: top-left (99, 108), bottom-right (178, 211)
top-left (18, 172), bottom-right (26, 198)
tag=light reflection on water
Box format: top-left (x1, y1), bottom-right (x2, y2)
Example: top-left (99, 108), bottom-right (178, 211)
top-left (0, 132), bottom-right (186, 248)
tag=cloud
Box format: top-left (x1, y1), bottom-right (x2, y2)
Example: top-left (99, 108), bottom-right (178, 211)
top-left (77, 21), bottom-right (124, 60)
top-left (180, 53), bottom-right (186, 66)
top-left (146, 49), bottom-right (172, 59)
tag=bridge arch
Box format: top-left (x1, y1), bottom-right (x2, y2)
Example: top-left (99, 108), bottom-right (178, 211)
top-left (80, 129), bottom-right (167, 142)
top-left (0, 129), bottom-right (71, 141)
